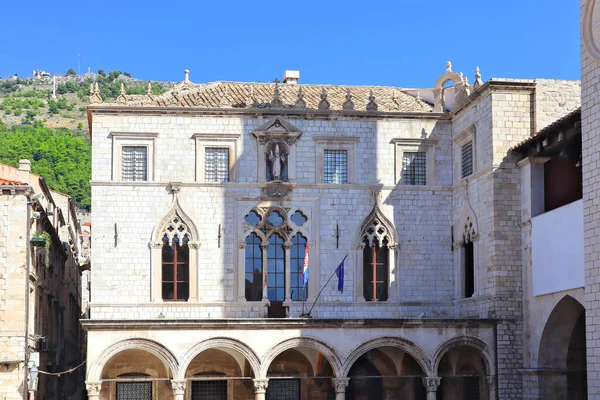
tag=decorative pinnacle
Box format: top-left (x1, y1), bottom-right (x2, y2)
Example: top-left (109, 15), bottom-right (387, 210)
top-left (120, 82), bottom-right (125, 96)
top-left (446, 61), bottom-right (452, 71)
top-left (321, 87), bottom-right (327, 99)
top-left (473, 66), bottom-right (483, 89)
top-left (416, 91), bottom-right (421, 101)
top-left (475, 66), bottom-right (481, 79)
top-left (146, 82), bottom-right (152, 95)
top-left (346, 87), bottom-right (352, 100)
top-left (94, 82), bottom-right (100, 94)
top-left (184, 69), bottom-right (190, 83)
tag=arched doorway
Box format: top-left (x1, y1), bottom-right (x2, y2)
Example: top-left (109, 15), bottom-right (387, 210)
top-left (346, 347), bottom-right (426, 400)
top-left (538, 295), bottom-right (587, 400)
top-left (100, 348), bottom-right (174, 400)
top-left (265, 347), bottom-right (335, 400)
top-left (436, 345), bottom-right (488, 400)
top-left (184, 348), bottom-right (255, 400)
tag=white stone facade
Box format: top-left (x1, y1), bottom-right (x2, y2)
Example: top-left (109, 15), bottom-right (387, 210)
top-left (86, 71), bottom-right (581, 399)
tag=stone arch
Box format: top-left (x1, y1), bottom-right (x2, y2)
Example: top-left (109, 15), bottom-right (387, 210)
top-left (432, 335), bottom-right (495, 376)
top-left (261, 337), bottom-right (343, 378)
top-left (433, 62), bottom-right (466, 112)
top-left (455, 199), bottom-right (479, 245)
top-left (178, 337), bottom-right (261, 380)
top-left (342, 337), bottom-right (432, 377)
top-left (357, 203), bottom-right (398, 248)
top-left (150, 196), bottom-right (200, 246)
top-left (87, 338), bottom-right (179, 382)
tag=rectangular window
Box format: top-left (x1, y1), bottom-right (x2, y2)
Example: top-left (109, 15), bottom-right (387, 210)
top-left (402, 152), bottom-right (426, 185)
top-left (205, 148), bottom-right (230, 182)
top-left (121, 146), bottom-right (148, 181)
top-left (116, 382), bottom-right (152, 400)
top-left (192, 380), bottom-right (228, 400)
top-left (461, 142), bottom-right (473, 178)
top-left (324, 150), bottom-right (348, 184)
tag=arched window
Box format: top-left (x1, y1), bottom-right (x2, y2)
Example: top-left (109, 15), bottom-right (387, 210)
top-left (245, 233), bottom-right (263, 302)
top-left (363, 236), bottom-right (389, 301)
top-left (267, 234), bottom-right (285, 302)
top-left (462, 217), bottom-right (477, 298)
top-left (161, 234), bottom-right (189, 301)
top-left (357, 204), bottom-right (397, 302)
top-left (290, 233), bottom-right (308, 301)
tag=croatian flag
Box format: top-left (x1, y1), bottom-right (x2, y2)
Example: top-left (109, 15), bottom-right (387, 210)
top-left (302, 242), bottom-right (309, 286)
top-left (335, 255), bottom-right (348, 293)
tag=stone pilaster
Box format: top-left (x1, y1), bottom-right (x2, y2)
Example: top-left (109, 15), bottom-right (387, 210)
top-left (171, 379), bottom-right (186, 400)
top-left (253, 378), bottom-right (269, 400)
top-left (331, 377), bottom-right (350, 400)
top-left (422, 377), bottom-right (441, 400)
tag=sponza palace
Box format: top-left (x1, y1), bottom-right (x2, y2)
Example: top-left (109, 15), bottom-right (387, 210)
top-left (83, 63), bottom-right (583, 400)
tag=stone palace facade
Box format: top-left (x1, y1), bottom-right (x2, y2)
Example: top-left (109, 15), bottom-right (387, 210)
top-left (84, 64), bottom-right (582, 400)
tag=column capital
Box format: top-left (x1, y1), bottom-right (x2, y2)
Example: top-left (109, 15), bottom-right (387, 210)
top-left (85, 381), bottom-right (102, 396)
top-left (171, 379), bottom-right (186, 395)
top-left (253, 378), bottom-right (269, 394)
top-left (331, 377), bottom-right (350, 393)
top-left (422, 377), bottom-right (442, 392)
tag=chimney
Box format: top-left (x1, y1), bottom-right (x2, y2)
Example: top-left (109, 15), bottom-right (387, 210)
top-left (283, 70), bottom-right (300, 84)
top-left (18, 159), bottom-right (31, 184)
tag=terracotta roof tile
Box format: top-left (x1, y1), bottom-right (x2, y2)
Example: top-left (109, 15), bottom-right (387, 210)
top-left (111, 81), bottom-right (432, 112)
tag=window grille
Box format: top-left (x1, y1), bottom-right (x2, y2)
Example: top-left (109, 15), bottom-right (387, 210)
top-left (402, 152), bottom-right (426, 185)
top-left (461, 142), bottom-right (473, 178)
top-left (122, 146), bottom-right (147, 181)
top-left (205, 148), bottom-right (229, 182)
top-left (116, 382), bottom-right (152, 400)
top-left (192, 381), bottom-right (227, 400)
top-left (267, 379), bottom-right (301, 400)
top-left (324, 150), bottom-right (348, 184)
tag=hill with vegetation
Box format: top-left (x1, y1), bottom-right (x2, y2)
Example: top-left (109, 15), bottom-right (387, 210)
top-left (0, 69), bottom-right (175, 209)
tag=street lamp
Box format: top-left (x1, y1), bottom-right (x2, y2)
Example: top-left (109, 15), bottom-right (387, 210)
top-left (28, 365), bottom-right (38, 391)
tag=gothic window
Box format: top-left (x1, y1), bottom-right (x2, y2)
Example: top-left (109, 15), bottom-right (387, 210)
top-left (290, 234), bottom-right (308, 301)
top-left (243, 208), bottom-right (310, 304)
top-left (402, 152), bottom-right (426, 185)
top-left (205, 148), bottom-right (230, 182)
top-left (462, 217), bottom-right (477, 298)
top-left (324, 150), bottom-right (348, 184)
top-left (161, 228), bottom-right (190, 301)
top-left (122, 146), bottom-right (148, 181)
top-left (267, 234), bottom-right (286, 301)
top-left (461, 141), bottom-right (473, 178)
top-left (358, 205), bottom-right (397, 302)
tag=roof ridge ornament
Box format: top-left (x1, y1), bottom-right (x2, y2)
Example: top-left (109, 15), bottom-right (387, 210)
top-left (342, 88), bottom-right (355, 110)
top-left (446, 61), bottom-right (452, 71)
top-left (473, 66), bottom-right (483, 90)
top-left (146, 82), bottom-right (153, 96)
top-left (271, 82), bottom-right (284, 108)
top-left (416, 91), bottom-right (422, 102)
top-left (89, 82), bottom-right (102, 104)
top-left (366, 90), bottom-right (378, 111)
top-left (318, 87), bottom-right (330, 110)
top-left (295, 87), bottom-right (307, 108)
top-left (116, 82), bottom-right (126, 105)
top-left (184, 69), bottom-right (190, 83)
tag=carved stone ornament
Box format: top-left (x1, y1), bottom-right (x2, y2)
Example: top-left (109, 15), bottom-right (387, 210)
top-left (295, 87), bottom-right (307, 108)
top-left (86, 381), bottom-right (102, 396)
top-left (318, 87), bottom-right (330, 110)
top-left (171, 379), bottom-right (186, 395)
top-left (261, 182), bottom-right (293, 198)
top-left (331, 378), bottom-right (350, 393)
top-left (366, 90), bottom-right (378, 111)
top-left (238, 241), bottom-right (247, 249)
top-left (89, 82), bottom-right (102, 104)
top-left (473, 66), bottom-right (483, 90)
top-left (422, 377), bottom-right (442, 392)
top-left (486, 375), bottom-right (496, 387)
top-left (117, 82), bottom-right (127, 104)
top-left (342, 88), bottom-right (355, 110)
top-left (253, 378), bottom-right (269, 393)
top-left (271, 82), bottom-right (283, 108)
top-left (252, 117), bottom-right (302, 145)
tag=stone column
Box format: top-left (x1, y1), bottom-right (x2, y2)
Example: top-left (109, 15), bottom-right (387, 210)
top-left (253, 378), bottom-right (269, 400)
top-left (85, 381), bottom-right (102, 400)
top-left (331, 378), bottom-right (350, 400)
top-left (422, 377), bottom-right (441, 400)
top-left (486, 376), bottom-right (497, 400)
top-left (171, 379), bottom-right (186, 400)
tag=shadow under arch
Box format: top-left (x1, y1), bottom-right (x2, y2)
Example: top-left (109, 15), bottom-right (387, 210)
top-left (87, 338), bottom-right (179, 382)
top-left (177, 337), bottom-right (261, 380)
top-left (260, 337), bottom-right (343, 378)
top-left (342, 337), bottom-right (432, 377)
top-left (431, 335), bottom-right (495, 376)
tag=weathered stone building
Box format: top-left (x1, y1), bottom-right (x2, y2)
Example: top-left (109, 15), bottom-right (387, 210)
top-left (84, 66), bottom-right (581, 399)
top-left (0, 160), bottom-right (87, 399)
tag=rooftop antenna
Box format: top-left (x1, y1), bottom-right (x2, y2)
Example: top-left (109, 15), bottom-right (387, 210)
top-left (78, 54), bottom-right (81, 75)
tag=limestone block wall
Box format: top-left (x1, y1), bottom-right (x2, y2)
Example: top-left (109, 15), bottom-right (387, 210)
top-left (534, 79), bottom-right (581, 131)
top-left (0, 191), bottom-right (27, 400)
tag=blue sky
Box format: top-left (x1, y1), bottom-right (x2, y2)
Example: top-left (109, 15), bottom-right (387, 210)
top-left (0, 0), bottom-right (579, 88)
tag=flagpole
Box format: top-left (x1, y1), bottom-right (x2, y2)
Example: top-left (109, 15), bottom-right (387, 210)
top-left (301, 255), bottom-right (347, 318)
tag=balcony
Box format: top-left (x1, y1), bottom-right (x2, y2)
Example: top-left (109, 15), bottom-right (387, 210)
top-left (531, 199), bottom-right (584, 296)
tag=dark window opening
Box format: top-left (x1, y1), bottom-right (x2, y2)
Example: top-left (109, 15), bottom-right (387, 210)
top-left (402, 151), bottom-right (426, 185)
top-left (544, 157), bottom-right (583, 212)
top-left (245, 233), bottom-right (263, 301)
top-left (162, 235), bottom-right (189, 301)
top-left (116, 382), bottom-right (152, 400)
top-left (461, 142), bottom-right (473, 178)
top-left (267, 379), bottom-right (301, 400)
top-left (363, 239), bottom-right (389, 301)
top-left (191, 380), bottom-right (227, 400)
top-left (464, 241), bottom-right (474, 298)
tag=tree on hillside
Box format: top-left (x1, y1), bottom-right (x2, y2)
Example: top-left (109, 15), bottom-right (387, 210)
top-left (66, 68), bottom-right (77, 76)
top-left (0, 123), bottom-right (91, 209)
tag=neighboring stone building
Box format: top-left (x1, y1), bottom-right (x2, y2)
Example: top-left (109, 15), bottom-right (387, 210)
top-left (84, 67), bottom-right (580, 400)
top-left (0, 160), bottom-right (88, 399)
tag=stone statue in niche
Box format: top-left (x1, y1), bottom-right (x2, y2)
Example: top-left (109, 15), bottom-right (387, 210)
top-left (266, 142), bottom-right (288, 182)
